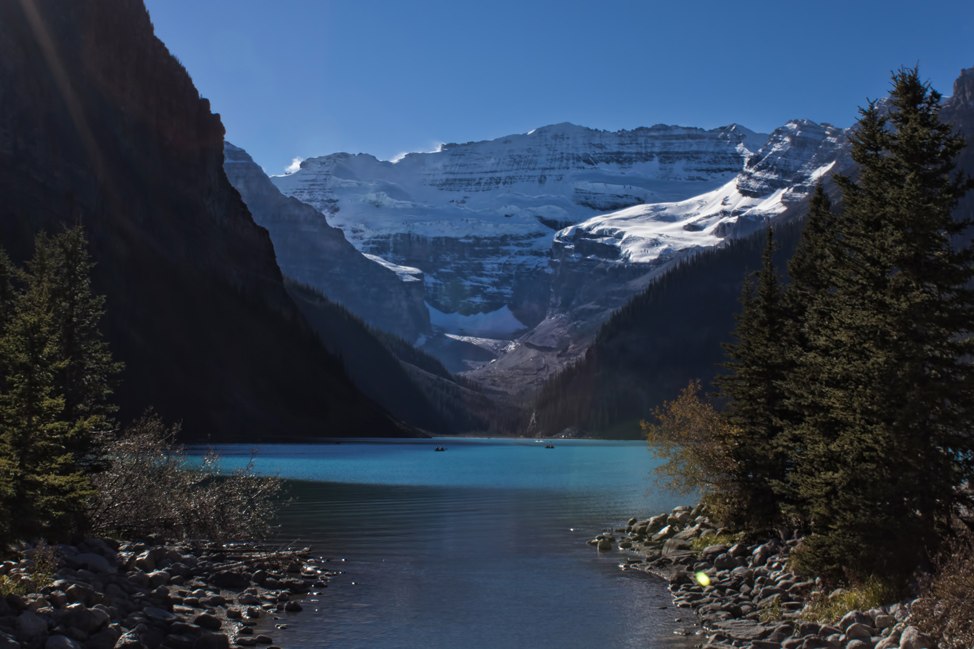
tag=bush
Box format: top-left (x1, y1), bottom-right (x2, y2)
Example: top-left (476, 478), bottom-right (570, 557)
top-left (641, 380), bottom-right (740, 525)
top-left (799, 576), bottom-right (900, 624)
top-left (0, 541), bottom-right (57, 596)
top-left (88, 413), bottom-right (283, 542)
top-left (911, 528), bottom-right (974, 649)
top-left (690, 532), bottom-right (741, 554)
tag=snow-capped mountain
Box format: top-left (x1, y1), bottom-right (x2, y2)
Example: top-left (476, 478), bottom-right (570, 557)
top-left (223, 143), bottom-right (430, 341)
top-left (265, 119), bottom-right (848, 380)
top-left (270, 122), bottom-right (767, 328)
top-left (552, 120), bottom-right (846, 268)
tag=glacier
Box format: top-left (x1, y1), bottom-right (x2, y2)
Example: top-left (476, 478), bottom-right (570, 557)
top-left (260, 119), bottom-right (850, 388)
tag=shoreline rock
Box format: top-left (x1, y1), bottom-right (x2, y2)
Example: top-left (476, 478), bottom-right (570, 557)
top-left (591, 505), bottom-right (935, 649)
top-left (0, 538), bottom-right (332, 649)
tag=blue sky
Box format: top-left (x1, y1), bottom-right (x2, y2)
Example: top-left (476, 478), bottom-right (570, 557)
top-left (143, 0), bottom-right (973, 175)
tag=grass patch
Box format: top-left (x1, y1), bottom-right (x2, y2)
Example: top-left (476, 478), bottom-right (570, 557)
top-left (759, 598), bottom-right (784, 623)
top-left (800, 576), bottom-right (899, 624)
top-left (0, 542), bottom-right (57, 597)
top-left (690, 532), bottom-right (741, 554)
top-left (911, 529), bottom-right (974, 649)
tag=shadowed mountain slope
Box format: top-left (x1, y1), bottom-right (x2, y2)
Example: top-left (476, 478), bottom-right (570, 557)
top-left (0, 0), bottom-right (410, 441)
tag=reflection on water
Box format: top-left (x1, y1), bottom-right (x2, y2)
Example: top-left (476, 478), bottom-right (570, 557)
top-left (201, 439), bottom-right (698, 649)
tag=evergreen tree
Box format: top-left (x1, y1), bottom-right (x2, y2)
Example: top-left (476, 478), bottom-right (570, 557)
top-left (787, 68), bottom-right (974, 580)
top-left (775, 184), bottom-right (840, 519)
top-left (0, 239), bottom-right (92, 541)
top-left (0, 228), bottom-right (118, 542)
top-left (46, 229), bottom-right (122, 470)
top-left (715, 226), bottom-right (791, 531)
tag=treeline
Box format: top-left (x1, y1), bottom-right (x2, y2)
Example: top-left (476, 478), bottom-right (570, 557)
top-left (0, 228), bottom-right (278, 546)
top-left (529, 215), bottom-right (805, 439)
top-left (0, 228), bottom-right (120, 543)
top-left (651, 69), bottom-right (974, 585)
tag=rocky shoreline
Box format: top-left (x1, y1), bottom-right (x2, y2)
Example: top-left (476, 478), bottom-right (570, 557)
top-left (590, 504), bottom-right (936, 649)
top-left (0, 538), bottom-right (332, 649)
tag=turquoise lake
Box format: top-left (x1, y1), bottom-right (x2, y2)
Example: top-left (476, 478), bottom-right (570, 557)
top-left (199, 438), bottom-right (698, 648)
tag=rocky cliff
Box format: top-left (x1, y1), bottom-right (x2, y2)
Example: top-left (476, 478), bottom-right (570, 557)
top-left (0, 0), bottom-right (408, 440)
top-left (941, 67), bottom-right (974, 226)
top-left (223, 143), bottom-right (430, 341)
top-left (267, 113), bottom-right (849, 387)
top-left (270, 122), bottom-right (766, 328)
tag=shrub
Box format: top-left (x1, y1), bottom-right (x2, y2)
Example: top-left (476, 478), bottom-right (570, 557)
top-left (800, 576), bottom-right (900, 624)
top-left (88, 413), bottom-right (283, 542)
top-left (690, 532), bottom-right (741, 554)
top-left (0, 541), bottom-right (57, 596)
top-left (641, 380), bottom-right (740, 525)
top-left (911, 528), bottom-right (974, 649)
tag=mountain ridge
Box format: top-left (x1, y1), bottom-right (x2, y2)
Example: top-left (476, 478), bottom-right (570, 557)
top-left (0, 0), bottom-right (413, 441)
top-left (265, 113), bottom-right (848, 388)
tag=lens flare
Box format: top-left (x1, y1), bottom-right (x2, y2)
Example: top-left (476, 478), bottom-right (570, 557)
top-left (695, 571), bottom-right (711, 587)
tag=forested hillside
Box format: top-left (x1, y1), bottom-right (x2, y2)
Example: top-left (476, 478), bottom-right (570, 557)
top-left (528, 209), bottom-right (811, 439)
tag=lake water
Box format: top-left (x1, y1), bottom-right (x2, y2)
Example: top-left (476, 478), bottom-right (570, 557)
top-left (200, 438), bottom-right (698, 649)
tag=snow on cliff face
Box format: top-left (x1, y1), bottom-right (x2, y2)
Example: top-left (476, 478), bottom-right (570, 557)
top-left (554, 120), bottom-right (846, 267)
top-left (223, 142), bottom-right (431, 341)
top-left (270, 122), bottom-right (767, 325)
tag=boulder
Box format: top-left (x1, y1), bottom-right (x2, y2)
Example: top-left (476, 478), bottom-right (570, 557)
top-left (44, 635), bottom-right (82, 649)
top-left (651, 525), bottom-right (678, 542)
top-left (114, 630), bottom-right (143, 648)
top-left (133, 552), bottom-right (155, 573)
top-left (192, 614), bottom-right (221, 631)
top-left (662, 538), bottom-right (692, 557)
top-left (845, 623), bottom-right (874, 640)
top-left (85, 627), bottom-right (120, 649)
top-left (727, 543), bottom-right (749, 559)
top-left (898, 627), bottom-right (934, 649)
top-left (64, 585), bottom-right (98, 608)
top-left (801, 637), bottom-right (832, 649)
top-left (873, 615), bottom-right (894, 631)
top-left (191, 633), bottom-right (229, 649)
top-left (146, 571), bottom-right (170, 589)
top-left (17, 611), bottom-right (49, 639)
top-left (143, 607), bottom-right (177, 624)
top-left (713, 553), bottom-right (736, 571)
top-left (646, 514), bottom-right (669, 535)
top-left (839, 611), bottom-right (872, 632)
top-left (73, 554), bottom-right (116, 576)
top-left (210, 572), bottom-right (249, 590)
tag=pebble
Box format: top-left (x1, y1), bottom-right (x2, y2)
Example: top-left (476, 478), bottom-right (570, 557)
top-left (594, 503), bottom-right (936, 649)
top-left (0, 539), bottom-right (324, 649)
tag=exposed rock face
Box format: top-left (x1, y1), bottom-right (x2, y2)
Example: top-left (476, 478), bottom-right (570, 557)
top-left (223, 143), bottom-right (430, 341)
top-left (737, 120), bottom-right (847, 197)
top-left (267, 118), bottom-right (856, 385)
top-left (469, 121), bottom-right (849, 393)
top-left (0, 0), bottom-right (407, 439)
top-left (941, 66), bottom-right (974, 226)
top-left (270, 122), bottom-right (766, 324)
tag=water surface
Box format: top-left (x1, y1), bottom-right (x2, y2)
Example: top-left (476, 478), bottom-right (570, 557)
top-left (201, 438), bottom-right (696, 648)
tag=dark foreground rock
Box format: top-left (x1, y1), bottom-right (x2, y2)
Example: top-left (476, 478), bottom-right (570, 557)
top-left (0, 539), bottom-right (334, 649)
top-left (591, 505), bottom-right (935, 649)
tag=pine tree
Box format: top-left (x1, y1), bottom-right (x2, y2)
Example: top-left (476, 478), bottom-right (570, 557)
top-left (787, 68), bottom-right (974, 580)
top-left (47, 228), bottom-right (122, 470)
top-left (715, 226), bottom-right (791, 531)
top-left (0, 239), bottom-right (92, 541)
top-left (0, 229), bottom-right (119, 542)
top-left (775, 184), bottom-right (840, 521)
